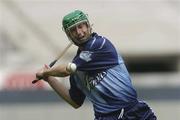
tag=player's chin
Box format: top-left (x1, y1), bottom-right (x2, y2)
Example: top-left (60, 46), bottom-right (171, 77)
top-left (72, 37), bottom-right (88, 45)
top-left (80, 38), bottom-right (88, 44)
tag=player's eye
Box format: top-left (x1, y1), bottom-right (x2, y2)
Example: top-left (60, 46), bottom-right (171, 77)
top-left (77, 24), bottom-right (83, 29)
top-left (70, 27), bottom-right (76, 33)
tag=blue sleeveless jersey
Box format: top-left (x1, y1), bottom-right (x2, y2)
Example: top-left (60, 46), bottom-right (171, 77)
top-left (69, 33), bottom-right (137, 113)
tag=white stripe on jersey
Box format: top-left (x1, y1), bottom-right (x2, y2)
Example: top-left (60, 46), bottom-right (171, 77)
top-left (99, 37), bottom-right (106, 49)
top-left (90, 37), bottom-right (96, 49)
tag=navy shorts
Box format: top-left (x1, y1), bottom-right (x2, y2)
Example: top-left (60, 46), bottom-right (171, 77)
top-left (94, 101), bottom-right (157, 120)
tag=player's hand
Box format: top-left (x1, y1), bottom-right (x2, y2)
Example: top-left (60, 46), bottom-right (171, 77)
top-left (36, 64), bottom-right (50, 81)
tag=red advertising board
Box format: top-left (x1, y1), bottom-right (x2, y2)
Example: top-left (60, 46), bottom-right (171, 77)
top-left (3, 72), bottom-right (46, 90)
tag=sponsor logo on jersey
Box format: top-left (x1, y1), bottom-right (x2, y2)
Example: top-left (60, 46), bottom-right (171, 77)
top-left (85, 71), bottom-right (107, 90)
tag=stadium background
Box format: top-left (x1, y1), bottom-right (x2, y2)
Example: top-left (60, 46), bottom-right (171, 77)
top-left (0, 0), bottom-right (180, 120)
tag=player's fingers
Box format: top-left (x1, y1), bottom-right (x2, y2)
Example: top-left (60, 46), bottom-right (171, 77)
top-left (36, 72), bottom-right (43, 80)
top-left (35, 64), bottom-right (47, 79)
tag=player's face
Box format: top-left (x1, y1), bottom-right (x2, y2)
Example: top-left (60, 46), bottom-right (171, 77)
top-left (68, 22), bottom-right (91, 45)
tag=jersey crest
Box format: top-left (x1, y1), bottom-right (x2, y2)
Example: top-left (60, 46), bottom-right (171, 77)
top-left (80, 51), bottom-right (93, 62)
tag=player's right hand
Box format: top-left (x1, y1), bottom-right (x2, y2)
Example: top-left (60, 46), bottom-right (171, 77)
top-left (36, 64), bottom-right (50, 81)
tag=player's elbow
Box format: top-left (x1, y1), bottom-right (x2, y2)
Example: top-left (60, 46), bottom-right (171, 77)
top-left (71, 103), bottom-right (82, 109)
top-left (72, 104), bottom-right (81, 109)
top-left (69, 100), bottom-right (82, 109)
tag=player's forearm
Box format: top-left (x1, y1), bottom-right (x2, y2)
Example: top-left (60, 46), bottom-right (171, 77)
top-left (47, 76), bottom-right (80, 109)
top-left (43, 64), bottom-right (70, 77)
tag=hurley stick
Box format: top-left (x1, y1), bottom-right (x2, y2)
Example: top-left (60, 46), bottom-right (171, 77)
top-left (32, 42), bottom-right (73, 84)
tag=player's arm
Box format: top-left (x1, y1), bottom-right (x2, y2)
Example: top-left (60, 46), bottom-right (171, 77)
top-left (36, 63), bottom-right (81, 108)
top-left (46, 76), bottom-right (81, 109)
top-left (36, 63), bottom-right (77, 78)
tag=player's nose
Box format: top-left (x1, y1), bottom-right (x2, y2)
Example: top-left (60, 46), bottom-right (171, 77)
top-left (75, 27), bottom-right (81, 34)
top-left (76, 27), bottom-right (83, 36)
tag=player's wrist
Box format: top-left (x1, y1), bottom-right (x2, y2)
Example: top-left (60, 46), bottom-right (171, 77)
top-left (44, 76), bottom-right (54, 82)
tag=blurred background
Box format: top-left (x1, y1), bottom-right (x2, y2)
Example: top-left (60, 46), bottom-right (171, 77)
top-left (0, 0), bottom-right (180, 120)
